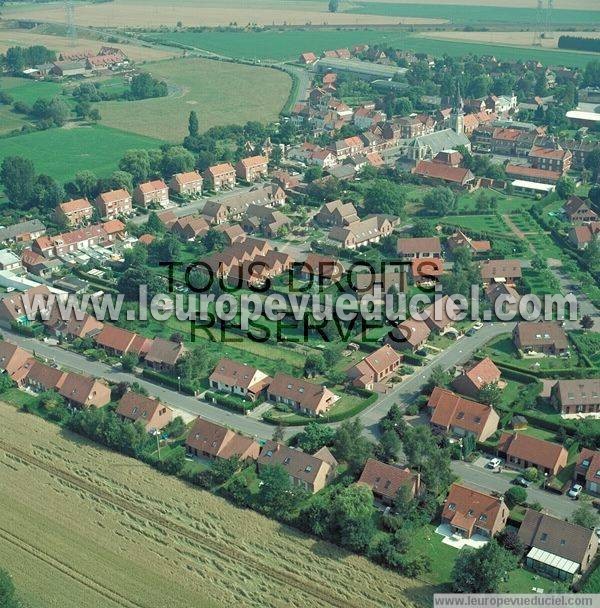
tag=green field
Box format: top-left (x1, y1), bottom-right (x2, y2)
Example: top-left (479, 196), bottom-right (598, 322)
top-left (0, 124), bottom-right (162, 182)
top-left (97, 57), bottom-right (291, 141)
top-left (0, 76), bottom-right (65, 104)
top-left (346, 3), bottom-right (600, 26)
top-left (148, 29), bottom-right (600, 67)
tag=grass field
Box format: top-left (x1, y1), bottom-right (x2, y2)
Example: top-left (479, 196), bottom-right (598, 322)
top-left (0, 124), bottom-right (162, 182)
top-left (96, 57), bottom-right (291, 141)
top-left (146, 28), bottom-right (600, 67)
top-left (0, 402), bottom-right (432, 608)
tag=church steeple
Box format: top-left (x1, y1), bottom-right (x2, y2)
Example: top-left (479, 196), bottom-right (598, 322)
top-left (451, 82), bottom-right (464, 136)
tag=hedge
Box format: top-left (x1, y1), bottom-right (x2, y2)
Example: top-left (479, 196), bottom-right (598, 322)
top-left (141, 368), bottom-right (196, 395)
top-left (403, 353), bottom-right (427, 366)
top-left (204, 390), bottom-right (255, 414)
top-left (10, 321), bottom-right (43, 337)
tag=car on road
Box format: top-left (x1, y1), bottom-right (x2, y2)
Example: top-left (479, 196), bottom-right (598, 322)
top-left (472, 322), bottom-right (484, 330)
top-left (513, 476), bottom-right (532, 487)
top-left (487, 458), bottom-right (502, 469)
top-left (466, 328), bottom-right (476, 337)
top-left (567, 484), bottom-right (583, 499)
top-left (416, 348), bottom-right (428, 357)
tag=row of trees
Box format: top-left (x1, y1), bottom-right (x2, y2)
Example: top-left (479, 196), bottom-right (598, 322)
top-left (2, 45), bottom-right (55, 73)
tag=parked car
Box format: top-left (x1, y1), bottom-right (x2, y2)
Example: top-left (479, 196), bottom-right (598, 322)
top-left (472, 322), bottom-right (484, 330)
top-left (416, 348), bottom-right (428, 357)
top-left (487, 457), bottom-right (502, 469)
top-left (466, 328), bottom-right (476, 337)
top-left (567, 484), bottom-right (583, 499)
top-left (514, 476), bottom-right (532, 487)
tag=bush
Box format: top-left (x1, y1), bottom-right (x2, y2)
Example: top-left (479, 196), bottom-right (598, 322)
top-left (142, 368), bottom-right (195, 395)
top-left (204, 391), bottom-right (255, 413)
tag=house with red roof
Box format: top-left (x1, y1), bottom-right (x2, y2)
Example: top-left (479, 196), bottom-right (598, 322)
top-left (346, 345), bottom-right (401, 390)
top-left (116, 391), bottom-right (173, 432)
top-left (235, 156), bottom-right (268, 182)
top-left (203, 163), bottom-right (236, 191)
top-left (452, 357), bottom-right (502, 400)
top-left (55, 198), bottom-right (94, 226)
top-left (169, 171), bottom-right (203, 196)
top-left (497, 432), bottom-right (568, 476)
top-left (133, 180), bottom-right (169, 208)
top-left (186, 417), bottom-right (260, 462)
top-left (358, 458), bottom-right (422, 505)
top-left (94, 189), bottom-right (132, 220)
top-left (574, 448), bottom-right (600, 495)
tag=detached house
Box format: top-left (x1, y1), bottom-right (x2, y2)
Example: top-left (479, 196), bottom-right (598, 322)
top-left (550, 379), bottom-right (600, 416)
top-left (133, 180), bottom-right (169, 208)
top-left (452, 357), bottom-right (502, 400)
top-left (267, 373), bottom-right (337, 416)
top-left (497, 432), bottom-right (567, 476)
top-left (397, 237), bottom-right (441, 260)
top-left (564, 196), bottom-right (598, 224)
top-left (413, 160), bottom-right (475, 188)
top-left (209, 358), bottom-right (271, 402)
top-left (94, 324), bottom-right (152, 358)
top-left (574, 448), bottom-right (600, 495)
top-left (346, 344), bottom-right (401, 390)
top-left (0, 341), bottom-right (31, 377)
top-left (387, 320), bottom-right (431, 352)
top-left (94, 189), bottom-right (133, 220)
top-left (358, 458), bottom-right (422, 505)
top-left (480, 259), bottom-right (522, 285)
top-left (257, 441), bottom-right (338, 494)
top-left (116, 391), bottom-right (173, 432)
top-left (169, 171), bottom-right (203, 196)
top-left (314, 199), bottom-right (359, 227)
top-left (236, 156), bottom-right (268, 182)
top-left (203, 163), bottom-right (236, 191)
top-left (513, 322), bottom-right (569, 356)
top-left (144, 338), bottom-right (185, 372)
top-left (427, 387), bottom-right (500, 442)
top-left (441, 483), bottom-right (509, 539)
top-left (328, 215), bottom-right (393, 250)
top-left (569, 223), bottom-right (600, 250)
top-left (0, 285), bottom-right (52, 328)
top-left (186, 417), bottom-right (260, 462)
top-left (518, 509), bottom-right (598, 581)
top-left (55, 198), bottom-right (94, 226)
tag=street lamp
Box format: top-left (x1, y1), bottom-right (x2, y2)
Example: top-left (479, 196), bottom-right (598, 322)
top-left (152, 428), bottom-right (161, 459)
top-left (178, 375), bottom-right (181, 392)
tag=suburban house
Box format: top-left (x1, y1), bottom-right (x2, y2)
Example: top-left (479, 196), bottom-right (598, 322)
top-left (564, 196), bottom-right (598, 223)
top-left (299, 52), bottom-right (317, 65)
top-left (441, 483), bottom-right (509, 539)
top-left (513, 322), bottom-right (569, 356)
top-left (346, 344), bottom-right (401, 390)
top-left (300, 253), bottom-right (345, 284)
top-left (58, 372), bottom-right (111, 408)
top-left (574, 448), bottom-right (600, 495)
top-left (328, 215), bottom-right (393, 249)
top-left (94, 324), bottom-right (152, 358)
top-left (569, 223), bottom-right (600, 250)
top-left (31, 223), bottom-right (120, 258)
top-left (427, 387), bottom-right (500, 442)
top-left (358, 458), bottom-right (422, 505)
top-left (314, 200), bottom-right (360, 227)
top-left (397, 237), bottom-right (441, 260)
top-left (0, 249), bottom-right (22, 272)
top-left (133, 180), bottom-right (169, 208)
top-left (172, 215), bottom-right (210, 241)
top-left (94, 189), bottom-right (133, 220)
top-left (518, 509), bottom-right (598, 581)
top-left (266, 373), bottom-right (337, 416)
top-left (480, 259), bottom-right (522, 285)
top-left (497, 432), bottom-right (568, 476)
top-left (236, 156), bottom-right (268, 182)
top-left (208, 358), bottom-right (272, 402)
top-left (203, 185), bottom-right (285, 224)
top-left (0, 285), bottom-right (52, 328)
top-left (387, 319), bottom-right (431, 352)
top-left (529, 145), bottom-right (572, 175)
top-left (452, 357), bottom-right (502, 400)
top-left (203, 163), bottom-right (236, 191)
top-left (169, 171), bottom-right (203, 196)
top-left (18, 360), bottom-right (67, 392)
top-left (55, 198), bottom-right (94, 226)
top-left (185, 417), bottom-right (260, 462)
top-left (214, 223), bottom-right (247, 245)
top-left (550, 379), bottom-right (600, 416)
top-left (420, 295), bottom-right (461, 334)
top-left (116, 391), bottom-right (173, 432)
top-left (486, 283), bottom-right (521, 315)
top-left (144, 338), bottom-right (185, 372)
top-left (0, 341), bottom-right (32, 377)
top-left (21, 249), bottom-right (60, 278)
top-left (44, 307), bottom-right (104, 341)
top-left (257, 441), bottom-right (338, 494)
top-left (447, 230), bottom-right (491, 255)
top-left (0, 219), bottom-right (46, 244)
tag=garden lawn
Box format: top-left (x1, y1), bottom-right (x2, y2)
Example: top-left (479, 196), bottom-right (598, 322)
top-left (407, 524), bottom-right (456, 586)
top-left (439, 214), bottom-right (507, 234)
top-left (0, 76), bottom-right (65, 104)
top-left (0, 124), bottom-right (163, 182)
top-left (97, 57), bottom-right (291, 141)
top-left (457, 191), bottom-right (533, 213)
top-left (501, 567), bottom-right (562, 593)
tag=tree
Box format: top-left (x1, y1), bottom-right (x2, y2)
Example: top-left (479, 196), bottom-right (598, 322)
top-left (504, 486), bottom-right (527, 508)
top-left (304, 353), bottom-right (326, 377)
top-left (110, 170), bottom-right (133, 193)
top-left (333, 418), bottom-right (373, 475)
top-left (161, 146), bottom-right (195, 177)
top-left (0, 568), bottom-right (17, 608)
top-left (496, 528), bottom-right (525, 557)
top-left (375, 429), bottom-right (401, 463)
top-left (272, 424), bottom-right (285, 443)
top-left (256, 464), bottom-right (300, 519)
top-left (119, 149), bottom-right (151, 184)
top-left (296, 422), bottom-right (334, 453)
top-left (203, 228), bottom-right (228, 252)
top-left (580, 314), bottom-right (595, 330)
top-left (304, 166), bottom-right (323, 183)
top-left (478, 382), bottom-right (502, 407)
top-left (452, 540), bottom-right (516, 593)
top-left (121, 353), bottom-right (139, 372)
top-left (72, 170), bottom-right (99, 199)
top-left (555, 176), bottom-right (576, 200)
top-left (427, 365), bottom-right (450, 391)
top-left (584, 148), bottom-right (600, 182)
top-left (328, 0), bottom-right (339, 12)
top-left (393, 483), bottom-right (418, 521)
top-left (571, 504), bottom-right (600, 530)
top-left (589, 185), bottom-right (600, 207)
top-left (363, 179), bottom-right (406, 216)
top-left (423, 186), bottom-right (456, 216)
top-left (330, 483), bottom-right (375, 552)
top-left (411, 218), bottom-right (434, 238)
top-left (0, 373), bottom-right (14, 394)
top-left (0, 156), bottom-right (36, 207)
top-left (130, 72), bottom-right (168, 99)
top-left (188, 110), bottom-right (199, 137)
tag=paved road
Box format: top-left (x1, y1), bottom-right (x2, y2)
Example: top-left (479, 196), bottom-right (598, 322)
top-left (451, 460), bottom-right (579, 520)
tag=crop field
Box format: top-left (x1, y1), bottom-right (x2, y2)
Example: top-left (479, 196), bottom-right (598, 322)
top-left (0, 125), bottom-right (162, 183)
top-left (96, 57), bottom-right (291, 141)
top-left (0, 403), bottom-right (432, 608)
top-left (440, 214), bottom-right (508, 234)
top-left (0, 76), bottom-right (65, 104)
top-left (1, 0), bottom-right (441, 28)
top-left (0, 25), bottom-right (178, 62)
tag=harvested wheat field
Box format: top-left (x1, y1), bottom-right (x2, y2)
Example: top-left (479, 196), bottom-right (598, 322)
top-left (0, 26), bottom-right (177, 62)
top-left (2, 0), bottom-right (444, 27)
top-left (0, 403), bottom-right (433, 608)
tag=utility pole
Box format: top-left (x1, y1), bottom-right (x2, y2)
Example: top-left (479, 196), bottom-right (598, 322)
top-left (65, 0), bottom-right (76, 48)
